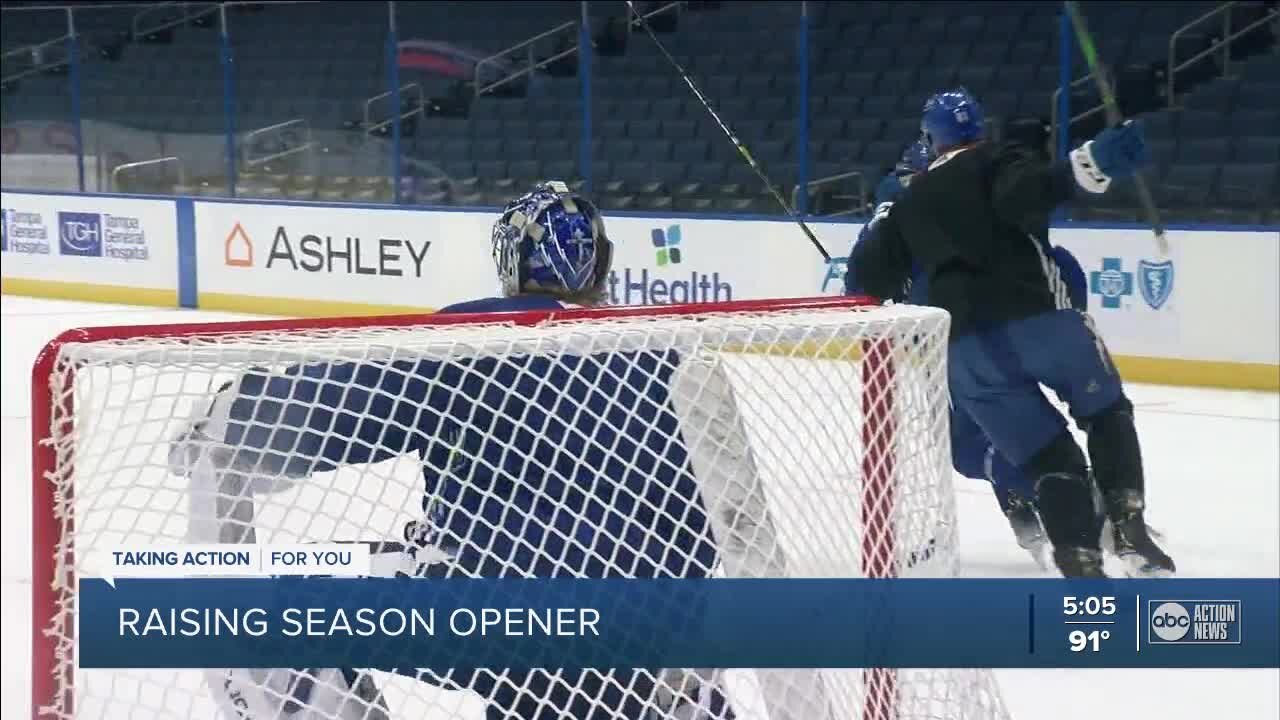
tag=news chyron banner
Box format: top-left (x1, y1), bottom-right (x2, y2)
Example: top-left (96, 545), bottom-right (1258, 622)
top-left (79, 548), bottom-right (1278, 669)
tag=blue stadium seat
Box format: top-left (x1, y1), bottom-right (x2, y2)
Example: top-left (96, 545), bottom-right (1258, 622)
top-left (863, 140), bottom-right (905, 165)
top-left (476, 160), bottom-right (508, 180)
top-left (1146, 139), bottom-right (1177, 171)
top-left (827, 139), bottom-right (862, 161)
top-left (599, 139), bottom-right (637, 163)
top-left (1159, 163), bottom-right (1219, 208)
top-left (843, 71), bottom-right (879, 96)
top-left (954, 66), bottom-right (997, 96)
top-left (1007, 41), bottom-right (1047, 67)
top-left (755, 139), bottom-right (788, 163)
top-left (754, 97), bottom-right (788, 121)
top-left (877, 69), bottom-right (918, 94)
top-left (1177, 138), bottom-right (1231, 164)
top-left (846, 117), bottom-right (885, 142)
top-left (653, 161), bottom-right (688, 184)
top-left (507, 160), bottom-right (540, 182)
top-left (860, 47), bottom-right (895, 70)
top-left (646, 139), bottom-right (675, 162)
top-left (615, 161), bottom-right (650, 184)
top-left (1186, 79), bottom-right (1240, 114)
top-left (931, 44), bottom-right (970, 69)
top-left (1141, 112), bottom-right (1178, 140)
top-left (740, 74), bottom-right (773, 99)
top-left (663, 120), bottom-right (697, 141)
top-left (916, 68), bottom-right (958, 95)
top-left (629, 117), bottom-right (660, 139)
top-left (1227, 110), bottom-right (1280, 138)
top-left (812, 115), bottom-right (847, 141)
top-left (673, 139), bottom-right (711, 162)
top-left (1177, 110), bottom-right (1218, 138)
top-left (861, 96), bottom-right (898, 119)
top-left (651, 98), bottom-right (684, 120)
top-left (968, 43), bottom-right (1009, 68)
top-left (618, 99), bottom-right (651, 119)
top-left (895, 45), bottom-right (933, 68)
top-left (1233, 136), bottom-right (1280, 163)
top-left (543, 160), bottom-right (576, 181)
top-left (1237, 83), bottom-right (1280, 111)
top-left (688, 163), bottom-right (726, 185)
top-left (1216, 163), bottom-right (1279, 209)
top-left (813, 72), bottom-right (845, 94)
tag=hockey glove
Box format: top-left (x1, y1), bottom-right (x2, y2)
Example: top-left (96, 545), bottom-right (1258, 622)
top-left (1069, 120), bottom-right (1148, 194)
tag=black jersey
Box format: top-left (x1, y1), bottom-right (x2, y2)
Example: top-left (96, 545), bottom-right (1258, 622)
top-left (849, 140), bottom-right (1079, 337)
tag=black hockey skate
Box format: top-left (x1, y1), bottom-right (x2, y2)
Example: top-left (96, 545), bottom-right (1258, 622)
top-left (1004, 492), bottom-right (1052, 572)
top-left (1103, 489), bottom-right (1176, 577)
top-left (1052, 546), bottom-right (1108, 578)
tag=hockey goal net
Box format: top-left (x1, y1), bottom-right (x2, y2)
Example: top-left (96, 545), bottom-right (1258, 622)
top-left (32, 296), bottom-right (1010, 720)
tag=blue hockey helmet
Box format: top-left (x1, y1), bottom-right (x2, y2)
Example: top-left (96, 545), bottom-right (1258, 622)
top-left (491, 181), bottom-right (613, 300)
top-left (921, 88), bottom-right (985, 154)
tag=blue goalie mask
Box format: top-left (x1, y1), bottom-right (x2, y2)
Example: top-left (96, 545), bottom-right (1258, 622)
top-left (491, 181), bottom-right (613, 300)
top-left (875, 140), bottom-right (934, 205)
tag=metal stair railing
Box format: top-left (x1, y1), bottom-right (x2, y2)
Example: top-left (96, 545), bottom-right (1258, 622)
top-left (363, 83), bottom-right (424, 137)
top-left (242, 118), bottom-right (315, 169)
top-left (1, 34), bottom-right (73, 85)
top-left (473, 21), bottom-right (578, 98)
top-left (1167, 1), bottom-right (1280, 107)
top-left (791, 170), bottom-right (868, 218)
top-left (131, 1), bottom-right (220, 41)
top-left (1049, 69), bottom-right (1111, 161)
top-left (471, 1), bottom-right (686, 98)
top-left (110, 155), bottom-right (185, 192)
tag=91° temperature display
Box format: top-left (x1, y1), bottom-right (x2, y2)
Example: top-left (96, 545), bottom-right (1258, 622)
top-left (1063, 595), bottom-right (1117, 653)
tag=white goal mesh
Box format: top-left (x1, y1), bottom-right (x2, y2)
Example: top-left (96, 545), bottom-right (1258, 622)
top-left (32, 297), bottom-right (1011, 720)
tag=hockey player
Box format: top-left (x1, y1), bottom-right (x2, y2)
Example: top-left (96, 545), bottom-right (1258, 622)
top-left (167, 182), bottom-right (785, 719)
top-left (848, 140), bottom-right (1085, 570)
top-left (848, 88), bottom-right (1175, 578)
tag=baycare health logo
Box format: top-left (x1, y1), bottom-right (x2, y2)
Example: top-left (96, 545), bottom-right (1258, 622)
top-left (223, 221), bottom-right (431, 277)
top-left (607, 224), bottom-right (735, 305)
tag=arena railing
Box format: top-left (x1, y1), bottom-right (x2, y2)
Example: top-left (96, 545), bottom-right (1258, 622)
top-left (1, 1), bottom-right (1141, 220)
top-left (1166, 1), bottom-right (1280, 108)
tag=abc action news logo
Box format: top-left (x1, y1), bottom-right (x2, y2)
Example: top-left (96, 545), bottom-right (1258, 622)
top-left (225, 221), bottom-right (430, 278)
top-left (1148, 600), bottom-right (1242, 644)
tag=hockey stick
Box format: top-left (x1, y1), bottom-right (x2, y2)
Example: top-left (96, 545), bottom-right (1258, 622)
top-left (623, 1), bottom-right (831, 261)
top-left (1063, 1), bottom-right (1170, 257)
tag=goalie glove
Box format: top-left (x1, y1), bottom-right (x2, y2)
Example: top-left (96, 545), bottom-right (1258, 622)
top-left (1070, 119), bottom-right (1148, 194)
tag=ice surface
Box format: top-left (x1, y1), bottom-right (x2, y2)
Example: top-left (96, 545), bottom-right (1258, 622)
top-left (2, 295), bottom-right (1277, 719)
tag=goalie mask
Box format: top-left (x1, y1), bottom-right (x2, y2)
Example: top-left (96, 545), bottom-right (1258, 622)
top-left (491, 181), bottom-right (614, 302)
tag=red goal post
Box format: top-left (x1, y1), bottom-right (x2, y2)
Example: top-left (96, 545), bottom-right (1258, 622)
top-left (30, 296), bottom-right (1007, 720)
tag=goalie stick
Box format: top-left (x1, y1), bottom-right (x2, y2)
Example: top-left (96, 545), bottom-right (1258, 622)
top-left (1064, 0), bottom-right (1169, 257)
top-left (623, 1), bottom-right (831, 262)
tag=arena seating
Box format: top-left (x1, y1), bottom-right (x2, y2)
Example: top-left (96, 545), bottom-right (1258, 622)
top-left (1, 0), bottom-right (1276, 222)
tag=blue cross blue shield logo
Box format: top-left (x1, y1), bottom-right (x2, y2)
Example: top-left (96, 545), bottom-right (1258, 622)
top-left (1089, 257), bottom-right (1133, 310)
top-left (1138, 259), bottom-right (1174, 310)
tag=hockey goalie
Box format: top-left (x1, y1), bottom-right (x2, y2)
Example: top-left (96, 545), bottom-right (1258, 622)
top-left (167, 182), bottom-right (823, 720)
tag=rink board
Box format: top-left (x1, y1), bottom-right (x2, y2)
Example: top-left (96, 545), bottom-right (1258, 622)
top-left (2, 190), bottom-right (1277, 390)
